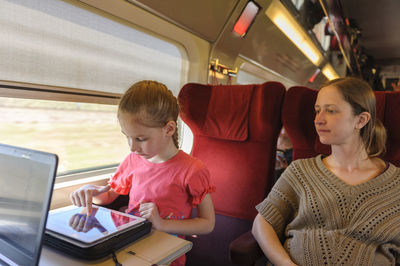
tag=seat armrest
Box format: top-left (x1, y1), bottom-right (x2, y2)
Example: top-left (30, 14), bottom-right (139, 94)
top-left (229, 230), bottom-right (263, 266)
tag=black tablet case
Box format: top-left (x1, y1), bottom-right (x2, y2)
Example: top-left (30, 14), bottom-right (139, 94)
top-left (44, 220), bottom-right (152, 260)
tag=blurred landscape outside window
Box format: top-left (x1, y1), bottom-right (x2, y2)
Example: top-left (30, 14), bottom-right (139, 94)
top-left (0, 97), bottom-right (129, 176)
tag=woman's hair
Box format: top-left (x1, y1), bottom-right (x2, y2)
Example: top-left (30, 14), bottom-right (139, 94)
top-left (118, 80), bottom-right (180, 148)
top-left (321, 77), bottom-right (386, 157)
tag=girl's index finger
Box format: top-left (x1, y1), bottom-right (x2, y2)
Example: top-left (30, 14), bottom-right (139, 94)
top-left (84, 189), bottom-right (93, 215)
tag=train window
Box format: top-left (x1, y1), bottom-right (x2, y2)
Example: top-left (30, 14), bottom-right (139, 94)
top-left (290, 0), bottom-right (304, 10)
top-left (0, 0), bottom-right (189, 179)
top-left (282, 0), bottom-right (329, 56)
top-left (237, 70), bottom-right (267, 84)
top-left (236, 60), bottom-right (297, 88)
top-left (0, 0), bottom-right (188, 96)
top-left (312, 17), bottom-right (331, 51)
top-left (0, 97), bottom-right (129, 176)
top-left (180, 121), bottom-right (194, 155)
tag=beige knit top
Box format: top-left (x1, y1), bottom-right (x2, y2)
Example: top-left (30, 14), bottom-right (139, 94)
top-left (256, 155), bottom-right (400, 265)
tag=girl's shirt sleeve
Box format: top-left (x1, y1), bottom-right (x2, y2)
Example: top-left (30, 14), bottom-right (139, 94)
top-left (256, 163), bottom-right (298, 239)
top-left (186, 164), bottom-right (215, 206)
top-left (108, 154), bottom-right (133, 195)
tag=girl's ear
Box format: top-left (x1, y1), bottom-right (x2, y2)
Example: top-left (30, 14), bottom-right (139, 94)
top-left (163, 121), bottom-right (177, 137)
top-left (356, 111), bottom-right (371, 130)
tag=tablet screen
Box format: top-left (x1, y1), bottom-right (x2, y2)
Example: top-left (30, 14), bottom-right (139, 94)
top-left (46, 205), bottom-right (145, 244)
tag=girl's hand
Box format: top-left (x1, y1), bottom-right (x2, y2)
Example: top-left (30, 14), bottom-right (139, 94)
top-left (70, 184), bottom-right (111, 215)
top-left (139, 202), bottom-right (164, 230)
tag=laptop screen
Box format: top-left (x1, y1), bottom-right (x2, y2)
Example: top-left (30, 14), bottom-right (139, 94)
top-left (0, 144), bottom-right (58, 266)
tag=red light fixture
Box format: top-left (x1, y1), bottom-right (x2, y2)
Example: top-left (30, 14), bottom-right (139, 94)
top-left (308, 68), bottom-right (321, 83)
top-left (233, 1), bottom-right (260, 37)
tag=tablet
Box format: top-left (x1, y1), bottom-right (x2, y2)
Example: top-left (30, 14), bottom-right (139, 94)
top-left (46, 205), bottom-right (146, 245)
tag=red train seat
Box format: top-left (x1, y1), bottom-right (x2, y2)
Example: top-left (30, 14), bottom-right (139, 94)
top-left (230, 85), bottom-right (400, 266)
top-left (178, 81), bottom-right (285, 266)
top-left (382, 91), bottom-right (400, 166)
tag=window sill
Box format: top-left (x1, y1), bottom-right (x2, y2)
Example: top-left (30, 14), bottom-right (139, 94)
top-left (51, 167), bottom-right (117, 210)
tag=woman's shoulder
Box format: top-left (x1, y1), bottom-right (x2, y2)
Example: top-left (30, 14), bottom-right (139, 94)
top-left (385, 161), bottom-right (400, 178)
top-left (288, 154), bottom-right (322, 168)
top-left (280, 155), bottom-right (325, 183)
top-left (271, 157), bottom-right (322, 196)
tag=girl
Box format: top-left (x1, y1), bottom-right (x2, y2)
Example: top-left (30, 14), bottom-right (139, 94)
top-left (252, 77), bottom-right (400, 265)
top-left (70, 80), bottom-right (215, 266)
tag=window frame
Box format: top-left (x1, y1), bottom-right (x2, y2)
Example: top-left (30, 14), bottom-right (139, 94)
top-left (0, 80), bottom-right (121, 105)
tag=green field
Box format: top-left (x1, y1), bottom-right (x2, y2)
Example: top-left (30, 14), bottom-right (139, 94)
top-left (0, 98), bottom-right (130, 175)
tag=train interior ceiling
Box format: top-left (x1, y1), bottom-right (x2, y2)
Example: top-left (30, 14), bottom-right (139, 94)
top-left (79, 0), bottom-right (400, 90)
top-left (1, 0), bottom-right (400, 201)
top-left (1, 0), bottom-right (399, 93)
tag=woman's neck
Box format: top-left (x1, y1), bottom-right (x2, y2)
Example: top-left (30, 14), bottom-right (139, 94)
top-left (323, 147), bottom-right (386, 185)
top-left (328, 142), bottom-right (370, 172)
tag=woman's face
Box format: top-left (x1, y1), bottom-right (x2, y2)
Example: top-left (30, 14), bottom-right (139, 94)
top-left (314, 85), bottom-right (360, 146)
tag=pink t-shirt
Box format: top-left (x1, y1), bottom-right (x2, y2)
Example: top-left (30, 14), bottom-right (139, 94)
top-left (109, 150), bottom-right (214, 217)
top-left (109, 150), bottom-right (215, 266)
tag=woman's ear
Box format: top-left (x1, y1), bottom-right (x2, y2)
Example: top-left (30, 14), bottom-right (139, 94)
top-left (356, 111), bottom-right (371, 130)
top-left (163, 121), bottom-right (177, 137)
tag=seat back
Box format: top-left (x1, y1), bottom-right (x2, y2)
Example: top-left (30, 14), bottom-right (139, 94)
top-left (382, 91), bottom-right (400, 166)
top-left (281, 86), bottom-right (330, 160)
top-left (178, 82), bottom-right (285, 266)
top-left (282, 86), bottom-right (400, 166)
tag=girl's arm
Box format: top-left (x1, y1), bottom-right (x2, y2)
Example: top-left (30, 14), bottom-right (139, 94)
top-left (139, 193), bottom-right (215, 235)
top-left (252, 214), bottom-right (297, 266)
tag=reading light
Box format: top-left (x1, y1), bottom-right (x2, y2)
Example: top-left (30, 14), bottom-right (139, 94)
top-left (308, 68), bottom-right (321, 83)
top-left (265, 0), bottom-right (323, 66)
top-left (322, 64), bottom-right (339, 80)
top-left (233, 1), bottom-right (260, 37)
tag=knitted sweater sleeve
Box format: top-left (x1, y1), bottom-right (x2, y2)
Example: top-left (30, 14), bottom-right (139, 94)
top-left (256, 162), bottom-right (299, 239)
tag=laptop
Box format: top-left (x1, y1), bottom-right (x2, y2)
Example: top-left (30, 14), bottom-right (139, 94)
top-left (0, 144), bottom-right (58, 266)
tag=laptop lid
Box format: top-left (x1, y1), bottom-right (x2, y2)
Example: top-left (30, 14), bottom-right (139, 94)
top-left (0, 144), bottom-right (58, 266)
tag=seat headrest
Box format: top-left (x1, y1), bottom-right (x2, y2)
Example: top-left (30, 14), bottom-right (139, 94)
top-left (202, 84), bottom-right (255, 141)
top-left (179, 83), bottom-right (255, 141)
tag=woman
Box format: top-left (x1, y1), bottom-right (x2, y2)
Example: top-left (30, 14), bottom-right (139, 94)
top-left (252, 77), bottom-right (400, 265)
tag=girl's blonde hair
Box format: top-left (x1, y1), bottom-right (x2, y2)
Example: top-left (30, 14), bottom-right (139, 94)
top-left (118, 80), bottom-right (180, 148)
top-left (321, 77), bottom-right (386, 157)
